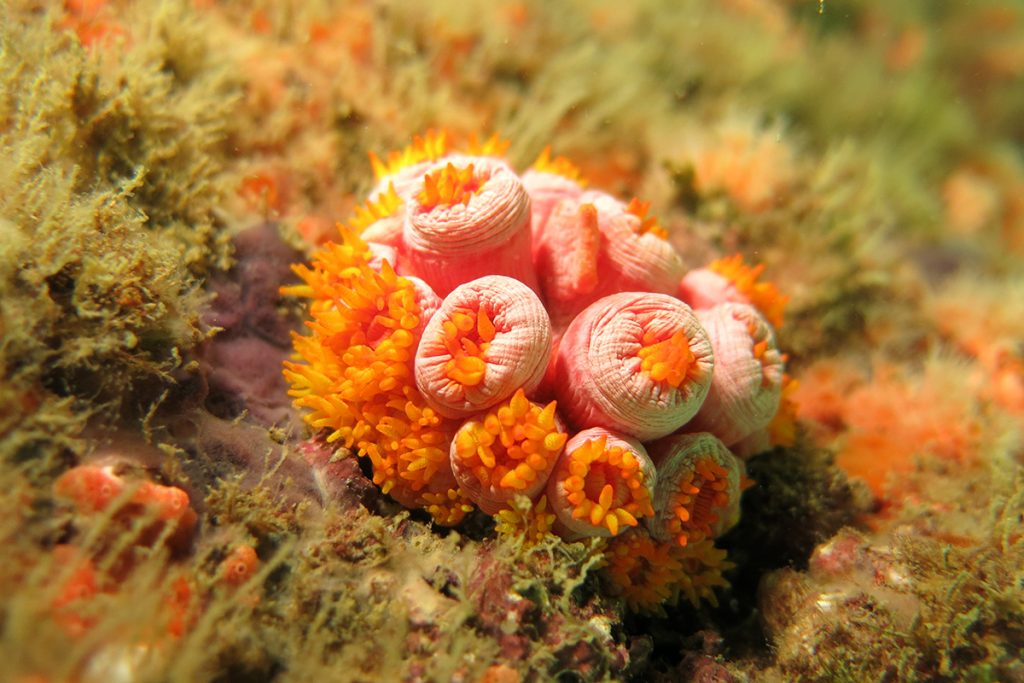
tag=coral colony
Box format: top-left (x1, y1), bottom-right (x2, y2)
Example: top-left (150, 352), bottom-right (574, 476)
top-left (283, 131), bottom-right (791, 612)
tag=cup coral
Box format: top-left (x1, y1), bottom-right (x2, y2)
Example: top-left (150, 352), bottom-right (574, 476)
top-left (282, 230), bottom-right (469, 524)
top-left (534, 191), bottom-right (686, 325)
top-left (602, 528), bottom-right (687, 614)
top-left (601, 528), bottom-right (735, 614)
top-left (677, 253), bottom-right (789, 328)
top-left (283, 131), bottom-right (792, 612)
top-left (645, 433), bottom-right (744, 548)
top-left (415, 275), bottom-right (551, 418)
top-left (521, 147), bottom-right (587, 239)
top-left (545, 427), bottom-right (656, 539)
top-left (450, 388), bottom-right (567, 514)
top-left (686, 303), bottom-right (785, 446)
top-left (493, 494), bottom-right (558, 546)
top-left (401, 157), bottom-right (537, 296)
top-left (553, 292), bottom-right (715, 442)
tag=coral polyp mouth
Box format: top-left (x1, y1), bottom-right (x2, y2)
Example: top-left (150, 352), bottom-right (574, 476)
top-left (664, 456), bottom-right (730, 547)
top-left (417, 162), bottom-right (485, 211)
top-left (415, 275), bottom-right (551, 417)
top-left (637, 329), bottom-right (698, 389)
top-left (441, 306), bottom-right (496, 387)
top-left (555, 292), bottom-right (715, 441)
top-left (648, 433), bottom-right (743, 548)
top-left (560, 435), bottom-right (654, 536)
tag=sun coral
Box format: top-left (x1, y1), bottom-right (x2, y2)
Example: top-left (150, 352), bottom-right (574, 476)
top-left (671, 539), bottom-right (735, 608)
top-left (678, 253), bottom-right (789, 328)
top-left (601, 528), bottom-right (733, 614)
top-left (284, 131), bottom-right (792, 616)
top-left (414, 276), bottom-right (552, 418)
top-left (602, 529), bottom-right (686, 614)
top-left (546, 427), bottom-right (656, 539)
top-left (369, 129), bottom-right (452, 194)
top-left (450, 388), bottom-right (567, 514)
top-left (686, 303), bottom-right (784, 446)
top-left (282, 230), bottom-right (468, 524)
top-left (554, 292), bottom-right (714, 441)
top-left (767, 373), bottom-right (800, 448)
top-left (493, 494), bottom-right (558, 546)
top-left (401, 157), bottom-right (537, 296)
top-left (534, 191), bottom-right (686, 325)
top-left (521, 146), bottom-right (587, 244)
top-left (646, 433), bottom-right (744, 548)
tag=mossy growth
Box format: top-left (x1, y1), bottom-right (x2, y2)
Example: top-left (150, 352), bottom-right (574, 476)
top-left (728, 443), bottom-right (869, 573)
top-left (0, 446), bottom-right (633, 683)
top-left (751, 460), bottom-right (1024, 682)
top-left (0, 1), bottom-right (244, 466)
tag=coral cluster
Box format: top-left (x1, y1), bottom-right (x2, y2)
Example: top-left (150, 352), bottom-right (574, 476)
top-left (5, 0), bottom-right (1023, 680)
top-left (284, 132), bottom-right (791, 612)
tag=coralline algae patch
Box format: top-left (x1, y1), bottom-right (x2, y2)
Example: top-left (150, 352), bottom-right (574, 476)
top-left (283, 131), bottom-right (791, 613)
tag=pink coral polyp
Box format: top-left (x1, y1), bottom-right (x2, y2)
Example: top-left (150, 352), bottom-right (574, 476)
top-left (687, 303), bottom-right (784, 446)
top-left (401, 156), bottom-right (536, 296)
top-left (554, 292), bottom-right (715, 441)
top-left (546, 427), bottom-right (656, 539)
top-left (415, 275), bottom-right (552, 418)
top-left (534, 191), bottom-right (686, 326)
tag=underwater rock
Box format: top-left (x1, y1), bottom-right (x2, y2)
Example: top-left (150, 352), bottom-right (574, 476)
top-left (202, 223), bottom-right (305, 426)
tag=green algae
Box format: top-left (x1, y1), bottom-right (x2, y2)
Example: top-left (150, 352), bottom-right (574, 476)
top-left (0, 1), bottom-right (243, 476)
